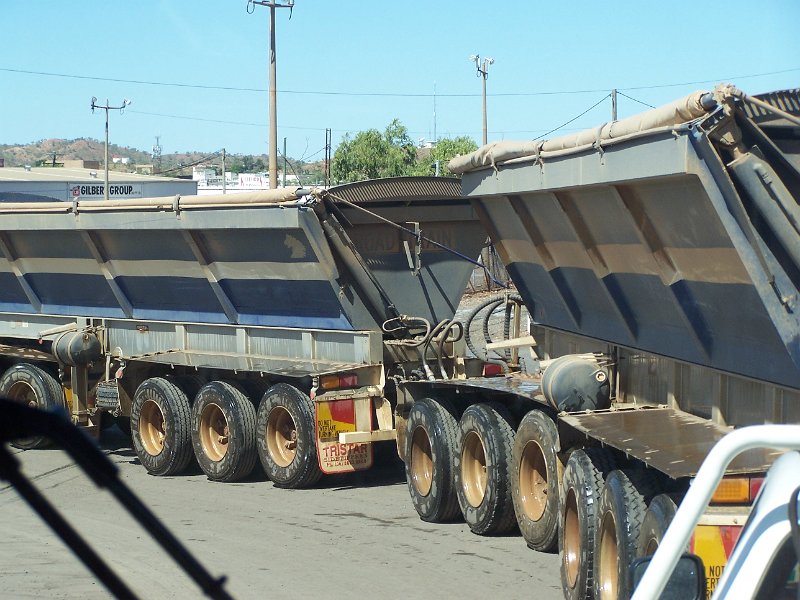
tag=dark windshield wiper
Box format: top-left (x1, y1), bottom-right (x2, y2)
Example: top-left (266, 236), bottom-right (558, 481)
top-left (0, 399), bottom-right (234, 600)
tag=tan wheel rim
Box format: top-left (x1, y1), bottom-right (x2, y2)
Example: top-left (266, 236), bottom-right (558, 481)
top-left (410, 425), bottom-right (433, 497)
top-left (519, 440), bottom-right (548, 521)
top-left (8, 381), bottom-right (38, 409)
top-left (139, 399), bottom-right (166, 457)
top-left (199, 403), bottom-right (229, 462)
top-left (461, 430), bottom-right (487, 507)
top-left (598, 512), bottom-right (618, 600)
top-left (267, 406), bottom-right (296, 468)
top-left (644, 537), bottom-right (658, 556)
top-left (564, 489), bottom-right (581, 588)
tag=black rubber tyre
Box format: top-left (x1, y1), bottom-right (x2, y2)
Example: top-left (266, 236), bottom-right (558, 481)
top-left (512, 409), bottom-right (560, 551)
top-left (0, 363), bottom-right (65, 449)
top-left (256, 383), bottom-right (322, 489)
top-left (560, 447), bottom-right (616, 600)
top-left (637, 493), bottom-right (678, 557)
top-left (404, 397), bottom-right (461, 523)
top-left (595, 469), bottom-right (655, 600)
top-left (131, 377), bottom-right (194, 476)
top-left (454, 402), bottom-right (516, 535)
top-left (191, 381), bottom-right (257, 482)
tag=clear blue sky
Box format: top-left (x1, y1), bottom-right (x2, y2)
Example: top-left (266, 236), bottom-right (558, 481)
top-left (1, 0), bottom-right (798, 162)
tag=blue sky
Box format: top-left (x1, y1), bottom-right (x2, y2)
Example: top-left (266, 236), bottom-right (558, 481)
top-left (1, 0), bottom-right (798, 162)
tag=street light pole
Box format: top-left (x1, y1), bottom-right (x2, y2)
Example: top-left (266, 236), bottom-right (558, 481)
top-left (90, 97), bottom-right (131, 201)
top-left (470, 54), bottom-right (494, 146)
top-left (248, 0), bottom-right (294, 189)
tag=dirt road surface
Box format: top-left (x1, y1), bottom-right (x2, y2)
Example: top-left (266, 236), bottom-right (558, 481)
top-left (1, 427), bottom-right (562, 600)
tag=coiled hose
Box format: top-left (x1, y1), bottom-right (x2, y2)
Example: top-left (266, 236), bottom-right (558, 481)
top-left (462, 293), bottom-right (525, 373)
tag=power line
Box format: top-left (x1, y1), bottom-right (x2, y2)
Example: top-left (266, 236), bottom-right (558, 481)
top-left (2, 65), bottom-right (798, 98)
top-left (533, 94), bottom-right (611, 140)
top-left (616, 91), bottom-right (656, 109)
top-left (128, 108), bottom-right (586, 138)
top-left (158, 150), bottom-right (223, 175)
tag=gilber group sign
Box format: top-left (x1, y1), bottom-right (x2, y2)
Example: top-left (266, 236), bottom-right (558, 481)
top-left (70, 183), bottom-right (143, 199)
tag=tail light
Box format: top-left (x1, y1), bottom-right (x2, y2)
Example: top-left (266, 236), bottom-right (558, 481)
top-left (711, 475), bottom-right (765, 504)
top-left (319, 372), bottom-right (358, 391)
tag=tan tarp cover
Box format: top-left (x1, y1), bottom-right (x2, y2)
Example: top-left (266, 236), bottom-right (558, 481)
top-left (0, 187), bottom-right (310, 213)
top-left (448, 90), bottom-right (713, 174)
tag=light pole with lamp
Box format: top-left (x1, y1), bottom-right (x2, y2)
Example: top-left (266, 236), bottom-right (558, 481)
top-left (470, 54), bottom-right (494, 146)
top-left (90, 97), bottom-right (131, 202)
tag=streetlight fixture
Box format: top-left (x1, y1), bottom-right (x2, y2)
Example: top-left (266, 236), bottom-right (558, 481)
top-left (470, 54), bottom-right (494, 146)
top-left (90, 97), bottom-right (131, 201)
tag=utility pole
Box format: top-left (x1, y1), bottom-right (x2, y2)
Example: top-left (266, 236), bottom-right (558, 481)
top-left (433, 81), bottom-right (437, 143)
top-left (470, 54), bottom-right (494, 146)
top-left (152, 136), bottom-right (162, 174)
top-left (221, 148), bottom-right (227, 195)
top-left (91, 97), bottom-right (131, 201)
top-left (611, 88), bottom-right (618, 121)
top-left (324, 128), bottom-right (331, 188)
top-left (248, 0), bottom-right (294, 189)
top-left (282, 137), bottom-right (287, 188)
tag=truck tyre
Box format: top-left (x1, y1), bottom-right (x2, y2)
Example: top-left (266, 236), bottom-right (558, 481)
top-left (131, 377), bottom-right (194, 476)
top-left (560, 447), bottom-right (615, 600)
top-left (595, 469), bottom-right (654, 600)
top-left (0, 363), bottom-right (65, 449)
top-left (637, 493), bottom-right (678, 556)
top-left (256, 383), bottom-right (322, 489)
top-left (455, 402), bottom-right (516, 535)
top-left (404, 398), bottom-right (461, 523)
top-left (512, 409), bottom-right (560, 551)
top-left (191, 381), bottom-right (257, 483)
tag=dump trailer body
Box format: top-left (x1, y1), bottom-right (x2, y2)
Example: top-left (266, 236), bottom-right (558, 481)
top-left (0, 178), bottom-right (483, 335)
top-left (0, 178), bottom-right (485, 377)
top-left (454, 88), bottom-right (800, 392)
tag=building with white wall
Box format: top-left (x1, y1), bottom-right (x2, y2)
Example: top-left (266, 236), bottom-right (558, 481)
top-left (0, 166), bottom-right (197, 202)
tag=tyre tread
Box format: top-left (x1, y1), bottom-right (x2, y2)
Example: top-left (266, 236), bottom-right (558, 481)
top-left (131, 377), bottom-right (194, 476)
top-left (455, 402), bottom-right (517, 535)
top-left (560, 446), bottom-right (616, 600)
top-left (512, 408), bottom-right (560, 552)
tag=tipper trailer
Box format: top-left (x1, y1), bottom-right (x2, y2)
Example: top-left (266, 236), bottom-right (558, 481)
top-left (444, 84), bottom-right (800, 599)
top-left (0, 177), bottom-right (489, 484)
top-left (0, 85), bottom-right (798, 600)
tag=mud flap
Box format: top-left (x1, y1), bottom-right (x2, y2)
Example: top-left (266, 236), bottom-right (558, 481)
top-left (315, 396), bottom-right (374, 474)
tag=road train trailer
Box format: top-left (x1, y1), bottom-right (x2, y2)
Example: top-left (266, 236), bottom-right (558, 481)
top-left (0, 85), bottom-right (798, 599)
top-left (446, 84), bottom-right (800, 599)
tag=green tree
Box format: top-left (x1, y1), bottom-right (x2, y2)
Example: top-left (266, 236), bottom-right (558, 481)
top-left (332, 119), bottom-right (417, 183)
top-left (412, 136), bottom-right (479, 177)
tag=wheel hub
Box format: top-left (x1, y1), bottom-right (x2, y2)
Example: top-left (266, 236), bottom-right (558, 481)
top-left (519, 440), bottom-right (548, 521)
top-left (598, 512), bottom-right (618, 599)
top-left (8, 381), bottom-right (37, 409)
top-left (139, 399), bottom-right (166, 457)
top-left (267, 406), bottom-right (297, 467)
top-left (564, 490), bottom-right (581, 589)
top-left (410, 425), bottom-right (433, 497)
top-left (200, 403), bottom-right (229, 462)
top-left (461, 430), bottom-right (487, 507)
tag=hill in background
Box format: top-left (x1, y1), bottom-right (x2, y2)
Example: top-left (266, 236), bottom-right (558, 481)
top-left (0, 138), bottom-right (326, 184)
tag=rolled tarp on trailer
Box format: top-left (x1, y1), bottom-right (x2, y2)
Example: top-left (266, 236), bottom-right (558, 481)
top-left (0, 187), bottom-right (311, 213)
top-left (448, 90), bottom-right (717, 174)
